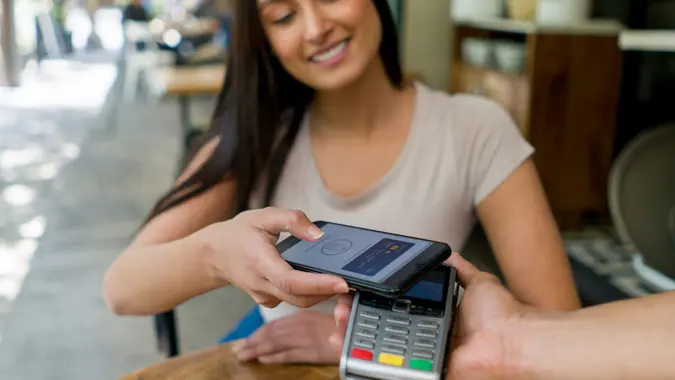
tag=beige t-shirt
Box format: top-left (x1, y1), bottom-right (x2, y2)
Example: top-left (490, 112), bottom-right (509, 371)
top-left (250, 83), bottom-right (534, 322)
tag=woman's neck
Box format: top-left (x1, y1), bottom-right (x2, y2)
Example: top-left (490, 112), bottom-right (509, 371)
top-left (311, 60), bottom-right (410, 136)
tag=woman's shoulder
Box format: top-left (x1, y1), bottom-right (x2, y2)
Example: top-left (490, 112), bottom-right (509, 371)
top-left (415, 83), bottom-right (522, 142)
top-left (416, 83), bottom-right (511, 126)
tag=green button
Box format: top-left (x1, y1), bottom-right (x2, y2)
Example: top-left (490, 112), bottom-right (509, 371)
top-left (410, 359), bottom-right (433, 371)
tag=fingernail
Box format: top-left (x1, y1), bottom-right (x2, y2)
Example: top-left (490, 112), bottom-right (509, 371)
top-left (333, 282), bottom-right (349, 293)
top-left (308, 225), bottom-right (324, 239)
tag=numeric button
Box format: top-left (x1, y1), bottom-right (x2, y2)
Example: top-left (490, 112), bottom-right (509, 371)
top-left (416, 329), bottom-right (438, 338)
top-left (414, 339), bottom-right (436, 349)
top-left (358, 319), bottom-right (378, 329)
top-left (355, 329), bottom-right (376, 340)
top-left (386, 315), bottom-right (411, 326)
top-left (412, 350), bottom-right (434, 360)
top-left (417, 320), bottom-right (439, 329)
top-left (383, 334), bottom-right (407, 345)
top-left (354, 338), bottom-right (375, 350)
top-left (359, 311), bottom-right (381, 320)
top-left (384, 325), bottom-right (409, 335)
top-left (381, 344), bottom-right (406, 355)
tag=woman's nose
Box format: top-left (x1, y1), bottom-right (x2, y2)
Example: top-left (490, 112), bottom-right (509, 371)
top-left (303, 5), bottom-right (332, 44)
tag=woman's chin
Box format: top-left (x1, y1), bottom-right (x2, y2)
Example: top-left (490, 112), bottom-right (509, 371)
top-left (307, 70), bottom-right (366, 93)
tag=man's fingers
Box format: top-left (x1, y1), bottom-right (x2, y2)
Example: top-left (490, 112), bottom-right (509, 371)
top-left (446, 252), bottom-right (481, 287)
top-left (252, 207), bottom-right (324, 241)
top-left (330, 294), bottom-right (353, 354)
top-left (335, 294), bottom-right (353, 331)
top-left (328, 333), bottom-right (344, 354)
top-left (337, 293), bottom-right (354, 306)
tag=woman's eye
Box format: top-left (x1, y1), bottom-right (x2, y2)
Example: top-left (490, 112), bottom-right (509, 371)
top-left (272, 12), bottom-right (295, 25)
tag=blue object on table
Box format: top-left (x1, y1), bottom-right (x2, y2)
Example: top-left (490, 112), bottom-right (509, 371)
top-left (219, 306), bottom-right (264, 344)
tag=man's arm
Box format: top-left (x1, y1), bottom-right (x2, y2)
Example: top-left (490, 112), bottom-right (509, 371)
top-left (510, 291), bottom-right (675, 380)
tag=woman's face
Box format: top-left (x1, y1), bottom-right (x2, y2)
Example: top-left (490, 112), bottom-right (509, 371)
top-left (258, 0), bottom-right (383, 90)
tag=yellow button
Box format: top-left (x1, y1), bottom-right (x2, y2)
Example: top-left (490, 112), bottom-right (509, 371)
top-left (378, 353), bottom-right (404, 367)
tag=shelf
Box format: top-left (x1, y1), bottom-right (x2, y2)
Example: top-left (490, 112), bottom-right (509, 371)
top-left (619, 30), bottom-right (675, 52)
top-left (454, 17), bottom-right (624, 36)
top-left (451, 64), bottom-right (530, 139)
top-left (452, 62), bottom-right (527, 81)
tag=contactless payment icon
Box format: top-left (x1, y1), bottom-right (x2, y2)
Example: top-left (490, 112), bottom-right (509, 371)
top-left (322, 240), bottom-right (353, 255)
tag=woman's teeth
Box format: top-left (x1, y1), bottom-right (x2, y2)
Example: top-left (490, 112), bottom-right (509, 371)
top-left (312, 41), bottom-right (347, 63)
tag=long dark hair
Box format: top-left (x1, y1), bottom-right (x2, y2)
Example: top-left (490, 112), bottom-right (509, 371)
top-left (147, 0), bottom-right (404, 221)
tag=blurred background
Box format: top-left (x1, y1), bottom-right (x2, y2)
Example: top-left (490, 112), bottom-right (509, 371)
top-left (0, 0), bottom-right (673, 378)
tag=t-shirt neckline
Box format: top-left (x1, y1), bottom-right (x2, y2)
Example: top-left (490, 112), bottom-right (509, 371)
top-left (300, 82), bottom-right (429, 210)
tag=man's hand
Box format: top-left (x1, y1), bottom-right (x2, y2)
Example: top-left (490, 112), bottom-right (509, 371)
top-left (330, 253), bottom-right (531, 380)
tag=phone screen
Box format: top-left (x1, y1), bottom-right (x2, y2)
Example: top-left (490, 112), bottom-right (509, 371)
top-left (281, 223), bottom-right (433, 283)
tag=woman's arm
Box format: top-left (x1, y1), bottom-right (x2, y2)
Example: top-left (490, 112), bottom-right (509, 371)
top-left (104, 139), bottom-right (347, 316)
top-left (509, 291), bottom-right (675, 380)
top-left (477, 159), bottom-right (581, 310)
top-left (104, 138), bottom-right (237, 315)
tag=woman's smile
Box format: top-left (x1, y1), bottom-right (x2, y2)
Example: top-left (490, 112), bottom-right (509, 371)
top-left (309, 38), bottom-right (351, 67)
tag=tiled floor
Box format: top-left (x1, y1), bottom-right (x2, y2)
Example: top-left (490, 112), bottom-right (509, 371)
top-left (0, 58), bottom-right (253, 379)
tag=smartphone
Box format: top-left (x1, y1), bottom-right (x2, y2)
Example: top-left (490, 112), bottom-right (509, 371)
top-left (339, 265), bottom-right (459, 380)
top-left (276, 221), bottom-right (452, 298)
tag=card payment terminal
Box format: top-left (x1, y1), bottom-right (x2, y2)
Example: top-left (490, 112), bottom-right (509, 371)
top-left (339, 266), bottom-right (459, 380)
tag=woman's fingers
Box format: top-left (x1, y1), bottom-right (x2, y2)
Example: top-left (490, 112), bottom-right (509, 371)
top-left (258, 348), bottom-right (308, 365)
top-left (249, 207), bottom-right (324, 241)
top-left (258, 249), bottom-right (348, 297)
top-left (265, 282), bottom-right (333, 308)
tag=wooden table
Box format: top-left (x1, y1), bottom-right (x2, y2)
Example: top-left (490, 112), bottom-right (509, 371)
top-left (121, 343), bottom-right (339, 380)
top-left (160, 18), bottom-right (220, 39)
top-left (146, 64), bottom-right (225, 96)
top-left (146, 64), bottom-right (226, 162)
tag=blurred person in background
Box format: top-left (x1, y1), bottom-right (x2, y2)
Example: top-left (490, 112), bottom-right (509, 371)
top-left (104, 0), bottom-right (580, 365)
top-left (332, 253), bottom-right (675, 380)
top-left (122, 0), bottom-right (150, 23)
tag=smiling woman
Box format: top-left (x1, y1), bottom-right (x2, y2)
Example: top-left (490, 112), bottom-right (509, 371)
top-left (257, 0), bottom-right (386, 89)
top-left (105, 0), bottom-right (580, 367)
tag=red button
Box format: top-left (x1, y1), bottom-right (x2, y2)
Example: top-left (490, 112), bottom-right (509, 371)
top-left (351, 348), bottom-right (373, 361)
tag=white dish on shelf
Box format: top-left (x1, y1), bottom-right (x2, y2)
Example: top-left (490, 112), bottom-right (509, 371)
top-left (462, 38), bottom-right (493, 68)
top-left (494, 41), bottom-right (527, 74)
top-left (537, 0), bottom-right (591, 25)
top-left (452, 0), bottom-right (503, 20)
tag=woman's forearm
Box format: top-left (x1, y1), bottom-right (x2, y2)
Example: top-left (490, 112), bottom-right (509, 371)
top-left (103, 233), bottom-right (228, 316)
top-left (510, 292), bottom-right (675, 380)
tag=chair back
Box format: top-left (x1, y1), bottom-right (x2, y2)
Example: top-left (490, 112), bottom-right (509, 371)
top-left (608, 124), bottom-right (675, 290)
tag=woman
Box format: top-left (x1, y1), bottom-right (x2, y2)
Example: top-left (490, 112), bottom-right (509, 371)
top-left (104, 0), bottom-right (580, 365)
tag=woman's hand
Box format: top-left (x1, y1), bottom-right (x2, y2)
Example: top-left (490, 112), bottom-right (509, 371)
top-left (232, 311), bottom-right (340, 364)
top-left (330, 253), bottom-right (534, 380)
top-left (198, 207), bottom-right (349, 309)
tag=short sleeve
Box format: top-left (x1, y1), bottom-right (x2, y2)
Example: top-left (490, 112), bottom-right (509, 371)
top-left (457, 96), bottom-right (535, 206)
